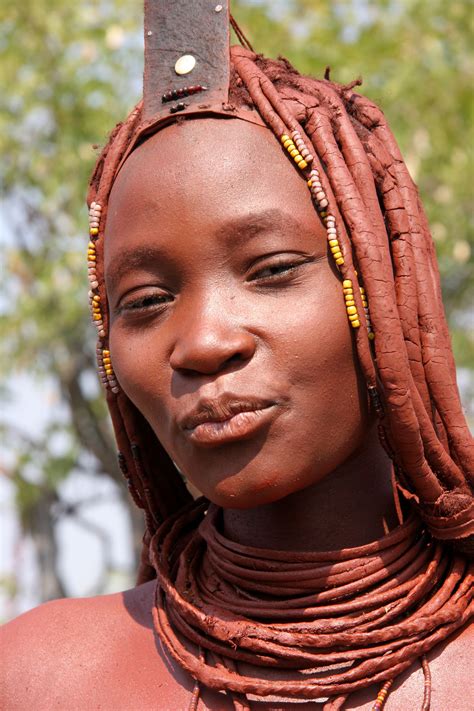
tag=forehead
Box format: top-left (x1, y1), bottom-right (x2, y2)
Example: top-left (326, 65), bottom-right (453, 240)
top-left (105, 117), bottom-right (325, 256)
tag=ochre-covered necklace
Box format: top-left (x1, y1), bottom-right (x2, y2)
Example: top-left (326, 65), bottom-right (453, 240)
top-left (150, 498), bottom-right (473, 710)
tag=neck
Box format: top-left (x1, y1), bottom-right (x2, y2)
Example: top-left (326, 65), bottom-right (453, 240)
top-left (222, 425), bottom-right (400, 551)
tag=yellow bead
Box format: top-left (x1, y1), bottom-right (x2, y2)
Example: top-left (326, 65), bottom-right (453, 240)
top-left (298, 160), bottom-right (308, 170)
top-left (347, 306), bottom-right (358, 315)
top-left (336, 257), bottom-right (344, 265)
top-left (368, 332), bottom-right (375, 340)
top-left (289, 148), bottom-right (299, 157)
top-left (351, 319), bottom-right (361, 328)
top-left (307, 180), bottom-right (313, 187)
top-left (281, 134), bottom-right (290, 143)
top-left (88, 254), bottom-right (97, 261)
top-left (342, 279), bottom-right (352, 288)
top-left (93, 314), bottom-right (101, 321)
top-left (88, 241), bottom-right (95, 249)
top-left (105, 369), bottom-right (113, 376)
top-left (343, 288), bottom-right (353, 295)
top-left (333, 251), bottom-right (343, 260)
top-left (283, 139), bottom-right (293, 149)
top-left (90, 227), bottom-right (99, 235)
top-left (294, 155), bottom-right (303, 164)
top-left (349, 314), bottom-right (359, 322)
top-left (330, 245), bottom-right (340, 253)
top-left (360, 287), bottom-right (365, 293)
top-left (93, 295), bottom-right (100, 302)
top-left (345, 300), bottom-right (355, 306)
top-left (328, 239), bottom-right (338, 247)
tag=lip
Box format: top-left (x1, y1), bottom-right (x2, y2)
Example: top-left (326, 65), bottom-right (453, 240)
top-left (180, 396), bottom-right (278, 447)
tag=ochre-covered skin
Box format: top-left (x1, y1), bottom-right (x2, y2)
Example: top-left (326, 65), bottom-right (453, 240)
top-left (2, 44), bottom-right (473, 710)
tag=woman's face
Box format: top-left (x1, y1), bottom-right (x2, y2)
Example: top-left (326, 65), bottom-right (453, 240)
top-left (105, 118), bottom-right (368, 508)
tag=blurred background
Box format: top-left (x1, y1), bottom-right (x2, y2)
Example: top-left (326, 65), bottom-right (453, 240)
top-left (1, 0), bottom-right (473, 622)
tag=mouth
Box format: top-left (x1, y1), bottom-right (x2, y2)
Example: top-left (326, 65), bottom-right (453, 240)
top-left (181, 398), bottom-right (278, 447)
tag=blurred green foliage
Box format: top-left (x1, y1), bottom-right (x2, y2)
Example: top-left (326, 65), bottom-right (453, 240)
top-left (0, 0), bottom-right (472, 600)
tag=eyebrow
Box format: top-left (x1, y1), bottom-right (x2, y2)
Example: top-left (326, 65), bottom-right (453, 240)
top-left (216, 209), bottom-right (306, 245)
top-left (105, 208), bottom-right (308, 292)
top-left (105, 245), bottom-right (171, 293)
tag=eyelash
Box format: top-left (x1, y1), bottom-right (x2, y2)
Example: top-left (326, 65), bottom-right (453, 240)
top-left (119, 292), bottom-right (172, 314)
top-left (249, 257), bottom-right (309, 282)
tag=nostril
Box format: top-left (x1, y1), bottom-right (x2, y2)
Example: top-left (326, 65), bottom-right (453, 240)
top-left (225, 353), bottom-right (244, 367)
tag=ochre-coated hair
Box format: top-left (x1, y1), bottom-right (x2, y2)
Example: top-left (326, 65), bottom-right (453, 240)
top-left (87, 44), bottom-right (473, 709)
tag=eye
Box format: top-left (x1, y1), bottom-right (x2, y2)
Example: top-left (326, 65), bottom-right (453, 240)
top-left (117, 289), bottom-right (173, 316)
top-left (248, 255), bottom-right (311, 283)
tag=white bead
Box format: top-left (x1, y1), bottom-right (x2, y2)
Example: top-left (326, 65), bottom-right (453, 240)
top-left (174, 54), bottom-right (196, 75)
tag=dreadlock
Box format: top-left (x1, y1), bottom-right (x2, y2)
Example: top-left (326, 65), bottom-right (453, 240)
top-left (87, 45), bottom-right (473, 709)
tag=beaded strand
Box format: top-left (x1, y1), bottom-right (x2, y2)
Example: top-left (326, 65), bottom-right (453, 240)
top-left (162, 85), bottom-right (207, 103)
top-left (87, 201), bottom-right (120, 394)
top-left (371, 679), bottom-right (393, 710)
top-left (102, 348), bottom-right (119, 393)
top-left (360, 285), bottom-right (375, 340)
top-left (342, 279), bottom-right (361, 329)
top-left (280, 133), bottom-right (310, 170)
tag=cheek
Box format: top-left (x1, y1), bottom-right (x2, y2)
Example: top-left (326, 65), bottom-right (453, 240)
top-left (288, 277), bottom-right (367, 453)
top-left (109, 326), bottom-right (171, 429)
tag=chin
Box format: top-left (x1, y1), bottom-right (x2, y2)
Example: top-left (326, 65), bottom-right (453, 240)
top-left (194, 462), bottom-right (327, 510)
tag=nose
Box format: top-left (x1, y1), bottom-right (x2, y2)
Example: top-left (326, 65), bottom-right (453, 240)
top-left (169, 299), bottom-right (256, 376)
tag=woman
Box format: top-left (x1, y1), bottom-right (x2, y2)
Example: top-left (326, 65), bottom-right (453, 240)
top-left (2, 3), bottom-right (473, 709)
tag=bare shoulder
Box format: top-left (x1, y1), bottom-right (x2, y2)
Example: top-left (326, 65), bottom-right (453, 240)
top-left (0, 581), bottom-right (230, 710)
top-left (0, 580), bottom-right (186, 710)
